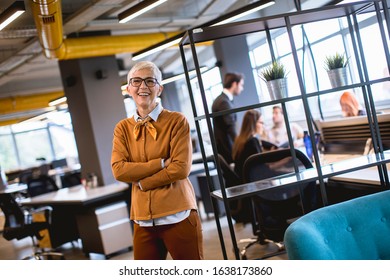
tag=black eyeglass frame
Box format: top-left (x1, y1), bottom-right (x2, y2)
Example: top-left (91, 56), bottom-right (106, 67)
top-left (128, 77), bottom-right (160, 87)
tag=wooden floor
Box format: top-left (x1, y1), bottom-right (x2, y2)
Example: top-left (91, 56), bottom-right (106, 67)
top-left (0, 204), bottom-right (288, 260)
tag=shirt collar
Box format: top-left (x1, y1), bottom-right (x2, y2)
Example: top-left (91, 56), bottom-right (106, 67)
top-left (223, 88), bottom-right (234, 101)
top-left (133, 102), bottom-right (163, 122)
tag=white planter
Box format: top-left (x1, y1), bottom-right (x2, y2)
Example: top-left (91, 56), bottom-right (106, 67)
top-left (266, 78), bottom-right (288, 100)
top-left (327, 67), bottom-right (348, 88)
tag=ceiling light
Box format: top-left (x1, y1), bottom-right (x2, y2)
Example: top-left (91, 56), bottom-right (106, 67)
top-left (161, 67), bottom-right (208, 85)
top-left (336, 0), bottom-right (363, 4)
top-left (0, 1), bottom-right (25, 31)
top-left (118, 0), bottom-right (168, 24)
top-left (132, 34), bottom-right (183, 61)
top-left (48, 96), bottom-right (67, 107)
top-left (131, 0), bottom-right (275, 61)
top-left (19, 107), bottom-right (57, 124)
top-left (211, 0), bottom-right (275, 26)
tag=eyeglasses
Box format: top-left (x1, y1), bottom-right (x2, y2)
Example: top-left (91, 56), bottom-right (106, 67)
top-left (128, 77), bottom-right (159, 87)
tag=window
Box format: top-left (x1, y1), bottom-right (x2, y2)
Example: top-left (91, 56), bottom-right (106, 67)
top-left (0, 111), bottom-right (79, 173)
top-left (248, 11), bottom-right (390, 125)
top-left (0, 127), bottom-right (18, 171)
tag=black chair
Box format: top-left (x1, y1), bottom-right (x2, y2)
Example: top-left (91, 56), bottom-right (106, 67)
top-left (240, 148), bottom-right (319, 259)
top-left (0, 193), bottom-right (64, 259)
top-left (26, 175), bottom-right (59, 197)
top-left (18, 169), bottom-right (34, 184)
top-left (216, 154), bottom-right (252, 224)
top-left (60, 171), bottom-right (81, 188)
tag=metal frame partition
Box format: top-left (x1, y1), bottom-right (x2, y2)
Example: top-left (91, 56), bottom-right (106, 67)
top-left (180, 0), bottom-right (390, 260)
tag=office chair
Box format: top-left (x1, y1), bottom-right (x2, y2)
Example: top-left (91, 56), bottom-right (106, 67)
top-left (240, 148), bottom-right (319, 259)
top-left (18, 169), bottom-right (34, 184)
top-left (26, 175), bottom-right (59, 197)
top-left (60, 171), bottom-right (81, 188)
top-left (216, 154), bottom-right (252, 224)
top-left (0, 193), bottom-right (65, 260)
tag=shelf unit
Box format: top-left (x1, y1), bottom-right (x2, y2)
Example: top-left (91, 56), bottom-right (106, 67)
top-left (180, 0), bottom-right (390, 259)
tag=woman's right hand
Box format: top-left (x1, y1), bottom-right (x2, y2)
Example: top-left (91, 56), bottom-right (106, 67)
top-left (164, 158), bottom-right (171, 167)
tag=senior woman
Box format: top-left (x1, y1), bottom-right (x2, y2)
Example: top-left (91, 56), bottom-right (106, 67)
top-left (111, 61), bottom-right (203, 260)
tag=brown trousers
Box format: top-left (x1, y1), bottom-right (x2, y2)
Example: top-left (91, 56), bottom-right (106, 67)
top-left (133, 210), bottom-right (203, 260)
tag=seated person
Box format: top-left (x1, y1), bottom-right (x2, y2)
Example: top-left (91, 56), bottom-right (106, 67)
top-left (263, 105), bottom-right (304, 148)
top-left (232, 109), bottom-right (265, 179)
top-left (339, 91), bottom-right (366, 117)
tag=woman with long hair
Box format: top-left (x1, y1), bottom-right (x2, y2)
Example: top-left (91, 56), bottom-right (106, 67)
top-left (232, 109), bottom-right (265, 179)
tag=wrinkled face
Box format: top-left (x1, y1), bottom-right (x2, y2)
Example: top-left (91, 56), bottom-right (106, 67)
top-left (256, 116), bottom-right (264, 135)
top-left (127, 68), bottom-right (163, 114)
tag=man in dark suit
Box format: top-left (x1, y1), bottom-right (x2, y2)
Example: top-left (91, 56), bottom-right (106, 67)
top-left (212, 72), bottom-right (244, 163)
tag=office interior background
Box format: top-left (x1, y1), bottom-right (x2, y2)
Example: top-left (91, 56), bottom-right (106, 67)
top-left (3, 0), bottom-right (389, 174)
top-left (0, 0), bottom-right (389, 260)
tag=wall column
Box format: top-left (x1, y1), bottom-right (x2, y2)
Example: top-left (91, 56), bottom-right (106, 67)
top-left (214, 34), bottom-right (260, 127)
top-left (59, 55), bottom-right (127, 186)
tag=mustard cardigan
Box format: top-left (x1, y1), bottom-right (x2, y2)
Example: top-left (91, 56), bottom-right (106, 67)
top-left (111, 109), bottom-right (197, 221)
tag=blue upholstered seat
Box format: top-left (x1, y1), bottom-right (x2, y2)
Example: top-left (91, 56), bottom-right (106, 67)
top-left (284, 190), bottom-right (390, 260)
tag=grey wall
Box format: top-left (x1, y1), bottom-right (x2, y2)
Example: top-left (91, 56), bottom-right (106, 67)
top-left (59, 55), bottom-right (127, 186)
top-left (214, 34), bottom-right (260, 130)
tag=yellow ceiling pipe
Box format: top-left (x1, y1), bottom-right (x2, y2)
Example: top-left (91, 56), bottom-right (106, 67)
top-left (62, 33), bottom-right (181, 60)
top-left (30, 0), bottom-right (180, 60)
top-left (0, 91), bottom-right (64, 114)
top-left (30, 0), bottom-right (66, 59)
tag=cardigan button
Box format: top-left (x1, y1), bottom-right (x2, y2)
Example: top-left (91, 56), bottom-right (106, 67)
top-left (381, 217), bottom-right (387, 222)
top-left (346, 226), bottom-right (352, 232)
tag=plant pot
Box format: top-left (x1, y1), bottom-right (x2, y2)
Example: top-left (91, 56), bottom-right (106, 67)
top-left (266, 78), bottom-right (288, 100)
top-left (327, 67), bottom-right (348, 88)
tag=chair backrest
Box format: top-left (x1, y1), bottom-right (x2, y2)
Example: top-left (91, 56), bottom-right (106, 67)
top-left (27, 175), bottom-right (59, 197)
top-left (284, 190), bottom-right (390, 260)
top-left (60, 171), bottom-right (81, 188)
top-left (216, 154), bottom-right (253, 224)
top-left (217, 154), bottom-right (241, 188)
top-left (0, 193), bottom-right (26, 240)
top-left (242, 148), bottom-right (318, 241)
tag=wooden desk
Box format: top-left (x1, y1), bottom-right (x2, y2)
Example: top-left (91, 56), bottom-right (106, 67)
top-left (20, 182), bottom-right (133, 257)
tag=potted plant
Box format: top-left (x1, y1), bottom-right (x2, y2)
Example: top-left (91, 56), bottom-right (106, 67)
top-left (324, 52), bottom-right (349, 88)
top-left (259, 61), bottom-right (288, 100)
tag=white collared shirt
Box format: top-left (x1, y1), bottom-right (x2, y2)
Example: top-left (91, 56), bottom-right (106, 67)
top-left (222, 88), bottom-right (234, 101)
top-left (132, 102), bottom-right (190, 227)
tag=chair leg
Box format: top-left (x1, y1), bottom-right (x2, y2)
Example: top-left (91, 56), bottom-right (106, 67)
top-left (23, 236), bottom-right (66, 260)
top-left (239, 237), bottom-right (260, 260)
top-left (239, 237), bottom-right (286, 260)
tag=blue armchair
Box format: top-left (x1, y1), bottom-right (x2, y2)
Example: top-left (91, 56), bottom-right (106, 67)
top-left (284, 190), bottom-right (390, 260)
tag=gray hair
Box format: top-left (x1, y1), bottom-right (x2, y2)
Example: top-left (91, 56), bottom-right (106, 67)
top-left (127, 61), bottom-right (162, 84)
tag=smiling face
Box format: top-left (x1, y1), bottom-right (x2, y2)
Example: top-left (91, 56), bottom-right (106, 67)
top-left (127, 68), bottom-right (163, 118)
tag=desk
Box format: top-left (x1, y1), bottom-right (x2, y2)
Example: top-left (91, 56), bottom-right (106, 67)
top-left (20, 182), bottom-right (133, 257)
top-left (327, 164), bottom-right (390, 204)
top-left (0, 183), bottom-right (27, 194)
top-left (21, 182), bottom-right (128, 206)
top-left (329, 164), bottom-right (389, 186)
top-left (210, 151), bottom-right (390, 259)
